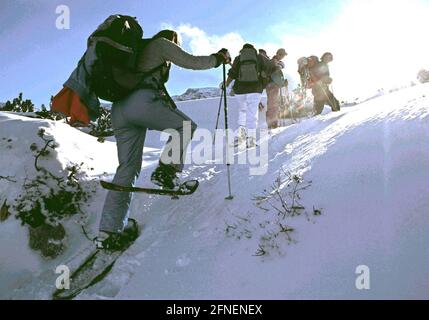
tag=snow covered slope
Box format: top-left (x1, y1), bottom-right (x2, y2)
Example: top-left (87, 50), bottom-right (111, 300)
top-left (0, 112), bottom-right (159, 298)
top-left (1, 83), bottom-right (429, 299)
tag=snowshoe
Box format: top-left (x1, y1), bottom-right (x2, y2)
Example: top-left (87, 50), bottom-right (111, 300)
top-left (95, 219), bottom-right (139, 252)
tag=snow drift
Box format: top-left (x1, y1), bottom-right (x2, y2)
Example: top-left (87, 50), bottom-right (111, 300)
top-left (1, 83), bottom-right (429, 299)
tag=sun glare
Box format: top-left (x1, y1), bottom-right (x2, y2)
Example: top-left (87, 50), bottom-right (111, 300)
top-left (281, 0), bottom-right (429, 100)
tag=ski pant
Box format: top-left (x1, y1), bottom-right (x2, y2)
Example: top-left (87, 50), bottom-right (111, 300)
top-left (236, 93), bottom-right (262, 130)
top-left (266, 83), bottom-right (281, 128)
top-left (99, 88), bottom-right (197, 233)
top-left (313, 85), bottom-right (340, 116)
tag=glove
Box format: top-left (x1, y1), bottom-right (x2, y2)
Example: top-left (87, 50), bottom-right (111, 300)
top-left (213, 48), bottom-right (231, 67)
top-left (278, 61), bottom-right (285, 69)
top-left (219, 81), bottom-right (226, 90)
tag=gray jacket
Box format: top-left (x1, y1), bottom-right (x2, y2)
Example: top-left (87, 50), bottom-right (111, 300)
top-left (63, 38), bottom-right (218, 119)
top-left (137, 38), bottom-right (218, 89)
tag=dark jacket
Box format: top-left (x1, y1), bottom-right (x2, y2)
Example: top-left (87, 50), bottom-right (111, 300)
top-left (228, 54), bottom-right (278, 95)
top-left (63, 41), bottom-right (101, 121)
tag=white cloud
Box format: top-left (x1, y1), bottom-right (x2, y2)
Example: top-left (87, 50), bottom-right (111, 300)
top-left (163, 0), bottom-right (429, 100)
top-left (175, 24), bottom-right (246, 58)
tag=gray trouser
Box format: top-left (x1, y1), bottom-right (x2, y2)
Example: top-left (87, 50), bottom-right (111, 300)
top-left (99, 89), bottom-right (197, 233)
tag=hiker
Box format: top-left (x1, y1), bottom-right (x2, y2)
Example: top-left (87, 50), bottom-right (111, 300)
top-left (258, 49), bottom-right (269, 59)
top-left (224, 44), bottom-right (279, 147)
top-left (98, 29), bottom-right (231, 250)
top-left (258, 48), bottom-right (271, 96)
top-left (266, 48), bottom-right (287, 129)
top-left (310, 52), bottom-right (340, 115)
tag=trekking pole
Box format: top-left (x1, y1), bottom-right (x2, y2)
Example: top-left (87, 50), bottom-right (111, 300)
top-left (212, 91), bottom-right (224, 144)
top-left (222, 63), bottom-right (234, 200)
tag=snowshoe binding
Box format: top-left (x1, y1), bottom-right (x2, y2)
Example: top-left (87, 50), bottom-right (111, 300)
top-left (150, 163), bottom-right (180, 190)
top-left (95, 218), bottom-right (139, 253)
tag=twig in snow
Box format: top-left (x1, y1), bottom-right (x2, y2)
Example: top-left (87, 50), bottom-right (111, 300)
top-left (0, 175), bottom-right (16, 183)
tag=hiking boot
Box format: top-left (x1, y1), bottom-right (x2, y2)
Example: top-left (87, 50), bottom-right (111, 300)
top-left (95, 219), bottom-right (139, 252)
top-left (151, 163), bottom-right (180, 189)
top-left (123, 218), bottom-right (139, 240)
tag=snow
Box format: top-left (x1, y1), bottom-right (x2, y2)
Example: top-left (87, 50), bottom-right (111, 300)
top-left (0, 112), bottom-right (159, 298)
top-left (1, 83), bottom-right (429, 299)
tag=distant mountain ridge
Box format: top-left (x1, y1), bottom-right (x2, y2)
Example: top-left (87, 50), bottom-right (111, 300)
top-left (172, 87), bottom-right (222, 102)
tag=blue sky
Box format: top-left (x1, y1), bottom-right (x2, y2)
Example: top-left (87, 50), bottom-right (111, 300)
top-left (1, 0), bottom-right (429, 107)
top-left (0, 0), bottom-right (344, 107)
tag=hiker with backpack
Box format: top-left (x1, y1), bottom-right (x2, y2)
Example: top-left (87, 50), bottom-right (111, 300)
top-left (310, 52), bottom-right (340, 115)
top-left (97, 29), bottom-right (230, 250)
top-left (224, 44), bottom-right (279, 147)
top-left (266, 48), bottom-right (287, 129)
top-left (53, 15), bottom-right (231, 251)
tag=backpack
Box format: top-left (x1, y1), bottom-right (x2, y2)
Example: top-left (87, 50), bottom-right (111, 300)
top-left (297, 57), bottom-right (308, 74)
top-left (89, 15), bottom-right (144, 102)
top-left (238, 47), bottom-right (260, 83)
top-left (297, 56), bottom-right (320, 88)
top-left (270, 70), bottom-right (285, 88)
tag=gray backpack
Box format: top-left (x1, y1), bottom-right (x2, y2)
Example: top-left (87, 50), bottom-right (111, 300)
top-left (238, 48), bottom-right (260, 83)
